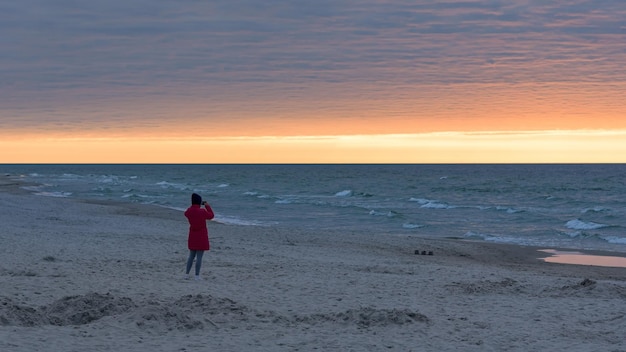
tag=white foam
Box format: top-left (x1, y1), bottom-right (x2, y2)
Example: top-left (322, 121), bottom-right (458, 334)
top-left (402, 223), bottom-right (423, 229)
top-left (121, 193), bottom-right (150, 199)
top-left (600, 236), bottom-right (626, 245)
top-left (495, 206), bottom-right (522, 214)
top-left (335, 190), bottom-right (352, 197)
top-left (581, 206), bottom-right (610, 214)
top-left (565, 219), bottom-right (607, 230)
top-left (58, 173), bottom-right (83, 181)
top-left (162, 206), bottom-right (273, 226)
top-left (156, 181), bottom-right (188, 190)
top-left (564, 231), bottom-right (584, 239)
top-left (368, 210), bottom-right (397, 217)
top-left (212, 215), bottom-right (274, 227)
top-left (409, 197), bottom-right (454, 209)
top-left (33, 191), bottom-right (72, 198)
top-left (463, 231), bottom-right (545, 246)
top-left (420, 201), bottom-right (453, 209)
top-left (164, 206), bottom-right (186, 212)
top-left (409, 198), bottom-right (430, 204)
top-left (464, 231), bottom-right (489, 240)
top-left (98, 176), bottom-right (118, 184)
top-left (21, 185), bottom-right (45, 192)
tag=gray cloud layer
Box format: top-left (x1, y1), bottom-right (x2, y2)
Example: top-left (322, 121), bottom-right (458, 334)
top-left (1, 0), bottom-right (625, 132)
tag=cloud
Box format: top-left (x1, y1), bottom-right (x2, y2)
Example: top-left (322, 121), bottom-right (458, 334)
top-left (1, 0), bottom-right (625, 133)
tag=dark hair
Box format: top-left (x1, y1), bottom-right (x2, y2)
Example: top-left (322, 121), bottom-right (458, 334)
top-left (191, 193), bottom-right (202, 205)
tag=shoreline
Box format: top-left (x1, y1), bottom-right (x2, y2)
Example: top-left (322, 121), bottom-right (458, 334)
top-left (3, 173), bottom-right (626, 269)
top-left (1, 175), bottom-right (625, 351)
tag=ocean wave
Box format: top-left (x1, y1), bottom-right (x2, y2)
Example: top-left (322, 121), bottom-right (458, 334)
top-left (402, 223), bottom-right (424, 229)
top-left (562, 231), bottom-right (626, 246)
top-left (92, 186), bottom-right (114, 194)
top-left (368, 210), bottom-right (399, 218)
top-left (275, 199), bottom-right (293, 204)
top-left (33, 191), bottom-right (73, 198)
top-left (334, 190), bottom-right (374, 198)
top-left (97, 176), bottom-right (120, 184)
top-left (495, 206), bottom-right (523, 214)
top-left (244, 191), bottom-right (275, 201)
top-left (464, 231), bottom-right (517, 243)
top-left (335, 190), bottom-right (352, 197)
top-left (408, 197), bottom-right (455, 209)
top-left (121, 193), bottom-right (151, 200)
top-left (156, 181), bottom-right (189, 190)
top-left (22, 185), bottom-right (73, 198)
top-left (463, 231), bottom-right (489, 240)
top-left (581, 206), bottom-right (611, 214)
top-left (421, 201), bottom-right (454, 209)
top-left (60, 173), bottom-right (83, 180)
top-left (463, 231), bottom-right (543, 246)
top-left (21, 185), bottom-right (45, 192)
top-left (8, 164), bottom-right (626, 253)
top-left (162, 205), bottom-right (186, 212)
top-left (565, 219), bottom-right (608, 230)
top-left (213, 215), bottom-right (275, 227)
top-left (563, 231), bottom-right (592, 239)
top-left (600, 236), bottom-right (626, 245)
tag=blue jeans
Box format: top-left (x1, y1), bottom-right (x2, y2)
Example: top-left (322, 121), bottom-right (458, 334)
top-left (186, 250), bottom-right (205, 276)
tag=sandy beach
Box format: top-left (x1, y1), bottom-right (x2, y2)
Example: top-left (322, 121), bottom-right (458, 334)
top-left (1, 177), bottom-right (625, 352)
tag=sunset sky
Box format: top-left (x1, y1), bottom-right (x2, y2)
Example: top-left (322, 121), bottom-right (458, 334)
top-left (1, 0), bottom-right (625, 163)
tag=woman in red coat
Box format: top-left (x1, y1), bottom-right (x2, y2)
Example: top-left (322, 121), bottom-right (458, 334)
top-left (184, 193), bottom-right (215, 280)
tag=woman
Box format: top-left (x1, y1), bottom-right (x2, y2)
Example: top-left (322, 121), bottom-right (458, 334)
top-left (184, 193), bottom-right (215, 280)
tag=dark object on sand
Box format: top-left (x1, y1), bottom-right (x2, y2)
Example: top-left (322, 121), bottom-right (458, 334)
top-left (414, 250), bottom-right (434, 255)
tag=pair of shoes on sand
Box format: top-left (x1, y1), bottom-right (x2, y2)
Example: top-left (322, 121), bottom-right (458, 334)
top-left (183, 274), bottom-right (202, 281)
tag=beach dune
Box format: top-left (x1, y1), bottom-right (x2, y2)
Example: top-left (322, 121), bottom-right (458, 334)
top-left (1, 179), bottom-right (625, 351)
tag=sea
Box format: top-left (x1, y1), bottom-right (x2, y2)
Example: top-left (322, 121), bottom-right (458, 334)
top-left (2, 164), bottom-right (625, 253)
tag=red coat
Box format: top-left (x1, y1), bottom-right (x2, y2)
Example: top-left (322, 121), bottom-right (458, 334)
top-left (184, 204), bottom-right (215, 250)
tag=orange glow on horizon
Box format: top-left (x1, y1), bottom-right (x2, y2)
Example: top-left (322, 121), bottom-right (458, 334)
top-left (2, 112), bottom-right (626, 141)
top-left (2, 83), bottom-right (624, 163)
top-left (4, 81), bottom-right (625, 140)
top-left (2, 130), bottom-right (625, 163)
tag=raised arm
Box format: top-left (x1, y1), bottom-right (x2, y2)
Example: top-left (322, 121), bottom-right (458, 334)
top-left (202, 201), bottom-right (215, 220)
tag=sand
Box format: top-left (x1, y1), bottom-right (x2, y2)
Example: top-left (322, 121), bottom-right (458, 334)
top-left (1, 176), bottom-right (625, 351)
